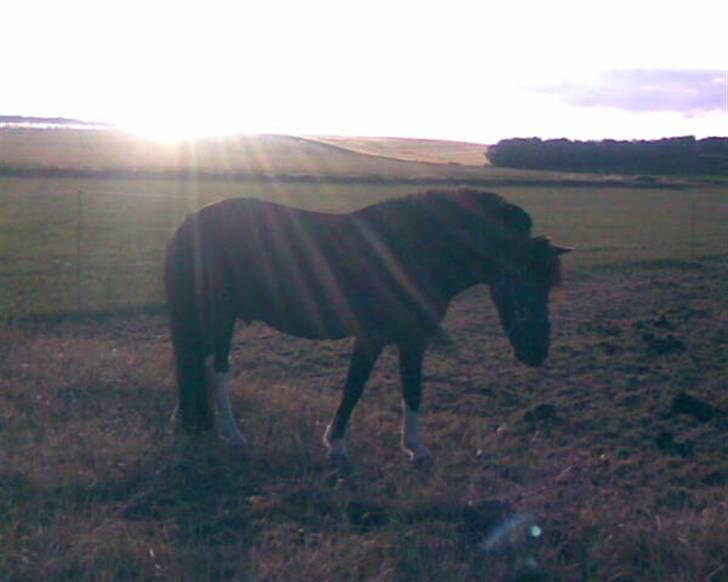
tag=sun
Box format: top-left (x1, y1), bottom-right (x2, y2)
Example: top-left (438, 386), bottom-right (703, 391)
top-left (117, 112), bottom-right (241, 143)
top-left (112, 93), bottom-right (265, 142)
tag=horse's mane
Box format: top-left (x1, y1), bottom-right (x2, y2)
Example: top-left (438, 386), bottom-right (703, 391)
top-left (353, 188), bottom-right (565, 287)
top-left (355, 187), bottom-right (533, 240)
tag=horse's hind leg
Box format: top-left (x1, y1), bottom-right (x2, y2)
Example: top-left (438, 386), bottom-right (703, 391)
top-left (398, 342), bottom-right (431, 462)
top-left (207, 310), bottom-right (246, 447)
top-left (323, 337), bottom-right (383, 458)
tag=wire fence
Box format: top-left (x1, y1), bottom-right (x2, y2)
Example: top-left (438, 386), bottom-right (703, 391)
top-left (2, 188), bottom-right (198, 319)
top-left (2, 184), bottom-right (727, 321)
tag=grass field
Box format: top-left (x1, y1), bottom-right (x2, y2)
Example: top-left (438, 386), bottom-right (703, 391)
top-left (2, 129), bottom-right (728, 580)
top-left (1, 173), bottom-right (727, 316)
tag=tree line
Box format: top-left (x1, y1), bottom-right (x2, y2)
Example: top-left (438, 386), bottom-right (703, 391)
top-left (486, 136), bottom-right (728, 175)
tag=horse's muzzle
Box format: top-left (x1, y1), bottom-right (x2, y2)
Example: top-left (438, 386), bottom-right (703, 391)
top-left (514, 345), bottom-right (549, 367)
top-left (510, 321), bottom-right (550, 367)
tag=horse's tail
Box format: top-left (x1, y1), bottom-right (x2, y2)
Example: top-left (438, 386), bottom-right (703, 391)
top-left (164, 228), bottom-right (214, 433)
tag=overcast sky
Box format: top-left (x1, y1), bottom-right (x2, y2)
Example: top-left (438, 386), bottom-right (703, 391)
top-left (3, 0), bottom-right (726, 142)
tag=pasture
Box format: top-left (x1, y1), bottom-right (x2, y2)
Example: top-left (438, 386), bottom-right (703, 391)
top-left (2, 175), bottom-right (727, 316)
top-left (2, 255), bottom-right (727, 580)
top-left (1, 133), bottom-right (728, 579)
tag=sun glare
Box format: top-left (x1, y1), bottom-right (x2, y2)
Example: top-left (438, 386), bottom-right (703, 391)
top-left (118, 114), bottom-right (239, 143)
top-left (3, 0), bottom-right (724, 144)
top-left (112, 91), bottom-right (266, 142)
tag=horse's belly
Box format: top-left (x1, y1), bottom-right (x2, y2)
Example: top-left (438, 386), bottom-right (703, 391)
top-left (238, 290), bottom-right (357, 340)
top-left (266, 317), bottom-right (351, 340)
top-left (230, 251), bottom-right (402, 341)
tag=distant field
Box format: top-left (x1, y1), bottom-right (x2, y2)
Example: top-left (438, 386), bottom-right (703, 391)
top-left (304, 135), bottom-right (491, 166)
top-left (2, 174), bottom-right (727, 316)
top-left (0, 128), bottom-right (686, 188)
top-left (0, 128), bottom-right (494, 182)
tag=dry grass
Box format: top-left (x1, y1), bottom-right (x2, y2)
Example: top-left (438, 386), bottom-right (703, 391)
top-left (303, 136), bottom-right (490, 166)
top-left (0, 129), bottom-right (496, 181)
top-left (2, 258), bottom-right (727, 580)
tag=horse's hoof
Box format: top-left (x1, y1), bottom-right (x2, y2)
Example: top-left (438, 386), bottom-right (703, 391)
top-left (327, 446), bottom-right (349, 463)
top-left (402, 445), bottom-right (432, 465)
top-left (323, 430), bottom-right (349, 461)
top-left (412, 454), bottom-right (434, 469)
top-left (220, 432), bottom-right (247, 448)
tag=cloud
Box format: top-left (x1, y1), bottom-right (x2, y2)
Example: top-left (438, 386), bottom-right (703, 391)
top-left (536, 69), bottom-right (728, 115)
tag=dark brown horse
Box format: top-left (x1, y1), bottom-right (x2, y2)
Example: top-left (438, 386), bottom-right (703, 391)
top-left (164, 188), bottom-right (569, 460)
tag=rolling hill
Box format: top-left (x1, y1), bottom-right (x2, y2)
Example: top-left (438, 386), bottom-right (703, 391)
top-left (0, 128), bottom-right (487, 180)
top-left (303, 135), bottom-right (490, 166)
top-left (0, 127), bottom-right (681, 188)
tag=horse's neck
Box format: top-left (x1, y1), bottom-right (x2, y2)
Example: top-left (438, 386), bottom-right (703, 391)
top-left (409, 234), bottom-right (505, 299)
top-left (357, 206), bottom-right (507, 294)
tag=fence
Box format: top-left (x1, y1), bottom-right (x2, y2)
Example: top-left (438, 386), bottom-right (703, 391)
top-left (1, 187), bottom-right (199, 318)
top-left (2, 184), bottom-right (727, 320)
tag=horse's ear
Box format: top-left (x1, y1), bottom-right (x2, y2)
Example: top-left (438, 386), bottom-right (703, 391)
top-left (551, 245), bottom-right (573, 256)
top-left (533, 236), bottom-right (572, 253)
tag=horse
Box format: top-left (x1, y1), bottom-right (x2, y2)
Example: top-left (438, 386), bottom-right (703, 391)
top-left (164, 188), bottom-right (570, 461)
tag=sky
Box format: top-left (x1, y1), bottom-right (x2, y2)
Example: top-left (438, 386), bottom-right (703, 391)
top-left (2, 0), bottom-right (727, 143)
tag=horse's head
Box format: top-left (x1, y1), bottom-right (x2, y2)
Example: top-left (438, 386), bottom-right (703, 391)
top-left (490, 237), bottom-right (571, 367)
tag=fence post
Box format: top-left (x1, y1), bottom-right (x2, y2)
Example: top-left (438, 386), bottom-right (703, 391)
top-left (689, 201), bottom-right (696, 262)
top-left (76, 190), bottom-right (83, 311)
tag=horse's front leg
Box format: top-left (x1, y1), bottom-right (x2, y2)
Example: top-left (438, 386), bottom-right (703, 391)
top-left (206, 356), bottom-right (246, 447)
top-left (398, 341), bottom-right (431, 462)
top-left (323, 338), bottom-right (383, 459)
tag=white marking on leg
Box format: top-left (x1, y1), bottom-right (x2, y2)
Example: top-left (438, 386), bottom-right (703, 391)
top-left (215, 371), bottom-right (246, 447)
top-left (323, 423), bottom-right (348, 458)
top-left (401, 401), bottom-right (431, 461)
top-left (169, 402), bottom-right (179, 430)
top-left (206, 357), bottom-right (246, 447)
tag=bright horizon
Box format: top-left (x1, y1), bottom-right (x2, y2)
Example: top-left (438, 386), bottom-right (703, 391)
top-left (3, 0), bottom-right (727, 143)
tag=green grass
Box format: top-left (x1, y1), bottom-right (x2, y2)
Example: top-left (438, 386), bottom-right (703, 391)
top-left (2, 174), bottom-right (727, 316)
top-left (0, 177), bottom-right (421, 315)
top-left (499, 185), bottom-right (728, 266)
